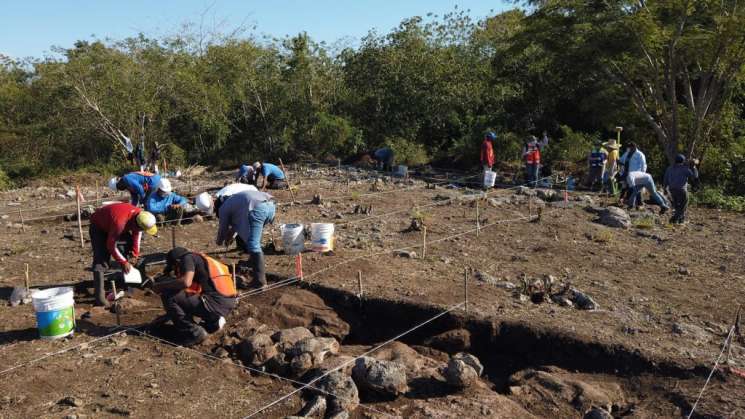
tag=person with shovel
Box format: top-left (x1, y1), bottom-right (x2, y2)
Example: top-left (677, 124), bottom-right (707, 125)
top-left (151, 247), bottom-right (237, 346)
top-left (602, 137), bottom-right (620, 195)
top-left (89, 203), bottom-right (158, 306)
top-left (215, 190), bottom-right (276, 288)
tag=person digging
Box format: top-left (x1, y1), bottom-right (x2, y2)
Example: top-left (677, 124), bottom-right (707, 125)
top-left (215, 190), bottom-right (276, 288)
top-left (89, 203), bottom-right (158, 307)
top-left (151, 247), bottom-right (237, 347)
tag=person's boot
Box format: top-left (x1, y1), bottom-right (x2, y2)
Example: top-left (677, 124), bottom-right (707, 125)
top-left (93, 270), bottom-right (109, 307)
top-left (250, 252), bottom-right (267, 288)
top-left (180, 325), bottom-right (208, 347)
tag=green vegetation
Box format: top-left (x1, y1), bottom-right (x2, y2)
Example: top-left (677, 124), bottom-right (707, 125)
top-left (1, 2), bottom-right (745, 206)
top-left (691, 188), bottom-right (745, 212)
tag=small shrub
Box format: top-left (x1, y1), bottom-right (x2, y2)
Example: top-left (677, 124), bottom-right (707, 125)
top-left (0, 167), bottom-right (13, 191)
top-left (633, 216), bottom-right (655, 229)
top-left (592, 229), bottom-right (613, 243)
top-left (384, 137), bottom-right (429, 167)
top-left (691, 187), bottom-right (745, 212)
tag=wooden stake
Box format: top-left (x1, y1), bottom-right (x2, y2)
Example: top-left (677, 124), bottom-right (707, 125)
top-left (24, 263), bottom-right (30, 292)
top-left (115, 303), bottom-right (121, 326)
top-left (76, 186), bottom-right (85, 248)
top-left (171, 226), bottom-right (176, 249)
top-left (18, 208), bottom-right (25, 232)
top-left (232, 263), bottom-right (237, 291)
top-left (278, 158), bottom-right (297, 204)
top-left (464, 267), bottom-right (469, 314)
top-left (346, 177), bottom-right (350, 193)
top-left (110, 280), bottom-right (117, 301)
top-left (422, 226), bottom-right (427, 260)
top-left (476, 199), bottom-right (481, 236)
top-left (357, 270), bottom-right (363, 299)
top-left (95, 180), bottom-right (100, 203)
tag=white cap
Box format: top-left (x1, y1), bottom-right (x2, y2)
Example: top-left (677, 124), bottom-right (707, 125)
top-left (157, 178), bottom-right (172, 193)
top-left (195, 192), bottom-right (213, 213)
top-left (108, 177), bottom-right (119, 191)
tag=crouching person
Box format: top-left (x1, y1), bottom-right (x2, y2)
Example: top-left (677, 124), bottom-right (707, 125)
top-left (153, 247), bottom-right (237, 346)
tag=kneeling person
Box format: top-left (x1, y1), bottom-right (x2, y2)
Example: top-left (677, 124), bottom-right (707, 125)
top-left (153, 247), bottom-right (237, 346)
top-left (145, 178), bottom-right (190, 223)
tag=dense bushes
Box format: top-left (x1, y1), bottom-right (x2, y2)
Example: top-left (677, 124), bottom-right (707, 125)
top-left (1, 4), bottom-right (744, 207)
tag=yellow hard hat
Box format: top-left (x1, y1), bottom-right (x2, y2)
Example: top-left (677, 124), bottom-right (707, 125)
top-left (136, 211), bottom-right (158, 235)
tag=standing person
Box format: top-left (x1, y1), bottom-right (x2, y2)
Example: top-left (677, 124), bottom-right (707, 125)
top-left (585, 141), bottom-right (607, 191)
top-left (602, 138), bottom-right (620, 195)
top-left (236, 164), bottom-right (256, 185)
top-left (135, 141), bottom-right (146, 172)
top-left (481, 132), bottom-right (496, 172)
top-left (522, 132), bottom-right (549, 187)
top-left (664, 154), bottom-right (699, 224)
top-left (253, 162), bottom-right (287, 190)
top-left (110, 171), bottom-right (162, 206)
top-left (152, 247), bottom-right (237, 346)
top-left (89, 203), bottom-right (157, 306)
top-left (149, 141), bottom-right (163, 174)
top-left (215, 190), bottom-right (276, 288)
top-left (373, 147), bottom-right (395, 172)
top-left (145, 178), bottom-right (190, 223)
top-left (627, 171), bottom-right (669, 214)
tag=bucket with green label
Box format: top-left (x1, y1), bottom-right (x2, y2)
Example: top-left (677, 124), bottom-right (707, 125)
top-left (31, 287), bottom-right (75, 339)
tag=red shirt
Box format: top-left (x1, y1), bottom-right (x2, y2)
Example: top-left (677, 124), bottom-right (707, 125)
top-left (481, 139), bottom-right (495, 167)
top-left (90, 203), bottom-right (143, 263)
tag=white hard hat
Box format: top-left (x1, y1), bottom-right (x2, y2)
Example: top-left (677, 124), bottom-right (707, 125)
top-left (195, 192), bottom-right (213, 213)
top-left (108, 177), bottom-right (119, 191)
top-left (157, 178), bottom-right (172, 193)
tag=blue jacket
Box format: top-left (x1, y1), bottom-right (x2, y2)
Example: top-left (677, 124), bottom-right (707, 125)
top-left (664, 164), bottom-right (699, 191)
top-left (121, 172), bottom-right (161, 206)
top-left (619, 149), bottom-right (647, 173)
top-left (261, 163), bottom-right (285, 181)
top-left (145, 192), bottom-right (188, 215)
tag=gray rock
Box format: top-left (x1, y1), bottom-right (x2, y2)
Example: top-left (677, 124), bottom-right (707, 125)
top-left (272, 327), bottom-right (314, 350)
top-left (393, 250), bottom-right (417, 259)
top-left (569, 288), bottom-right (598, 310)
top-left (58, 396), bottom-right (84, 407)
top-left (352, 357), bottom-right (408, 398)
top-left (289, 337), bottom-right (340, 359)
top-left (515, 186), bottom-right (537, 197)
top-left (314, 371), bottom-right (359, 414)
top-left (444, 358), bottom-right (480, 388)
top-left (584, 407), bottom-right (613, 419)
top-left (239, 334), bottom-right (278, 367)
top-left (596, 207), bottom-right (631, 229)
top-left (296, 394), bottom-right (326, 417)
top-left (536, 189), bottom-right (558, 202)
top-left (677, 266), bottom-right (690, 276)
top-left (452, 352), bottom-right (483, 376)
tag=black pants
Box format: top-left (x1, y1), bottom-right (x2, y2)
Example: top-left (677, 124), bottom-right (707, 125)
top-left (267, 178), bottom-right (288, 190)
top-left (160, 290), bottom-right (220, 336)
top-left (89, 224), bottom-right (133, 272)
top-left (669, 188), bottom-right (689, 222)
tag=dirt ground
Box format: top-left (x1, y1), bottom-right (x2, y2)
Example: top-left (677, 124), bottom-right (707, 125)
top-left (0, 166), bottom-right (743, 418)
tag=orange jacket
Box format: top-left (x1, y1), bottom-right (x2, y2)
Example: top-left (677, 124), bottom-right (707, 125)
top-left (185, 253), bottom-right (237, 297)
top-left (481, 140), bottom-right (495, 167)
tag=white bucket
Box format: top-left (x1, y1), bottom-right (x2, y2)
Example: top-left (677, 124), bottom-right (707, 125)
top-left (483, 170), bottom-right (497, 188)
top-left (394, 165), bottom-right (408, 177)
top-left (31, 287), bottom-right (75, 340)
top-left (310, 223), bottom-right (335, 252)
top-left (281, 223), bottom-right (305, 255)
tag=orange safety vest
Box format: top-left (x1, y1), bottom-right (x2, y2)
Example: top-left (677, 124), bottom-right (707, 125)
top-left (184, 253), bottom-right (237, 297)
top-left (525, 143), bottom-right (541, 164)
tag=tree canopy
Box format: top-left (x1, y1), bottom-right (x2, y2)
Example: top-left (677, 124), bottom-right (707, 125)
top-left (1, 2), bottom-right (745, 194)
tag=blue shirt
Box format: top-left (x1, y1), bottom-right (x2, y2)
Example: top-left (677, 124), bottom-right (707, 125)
top-left (374, 147), bottom-right (394, 162)
top-left (121, 173), bottom-right (161, 206)
top-left (620, 150), bottom-right (647, 173)
top-left (145, 192), bottom-right (188, 215)
top-left (261, 163), bottom-right (285, 181)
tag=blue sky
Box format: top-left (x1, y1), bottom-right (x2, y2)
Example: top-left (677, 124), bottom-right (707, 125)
top-left (1, 1), bottom-right (512, 59)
